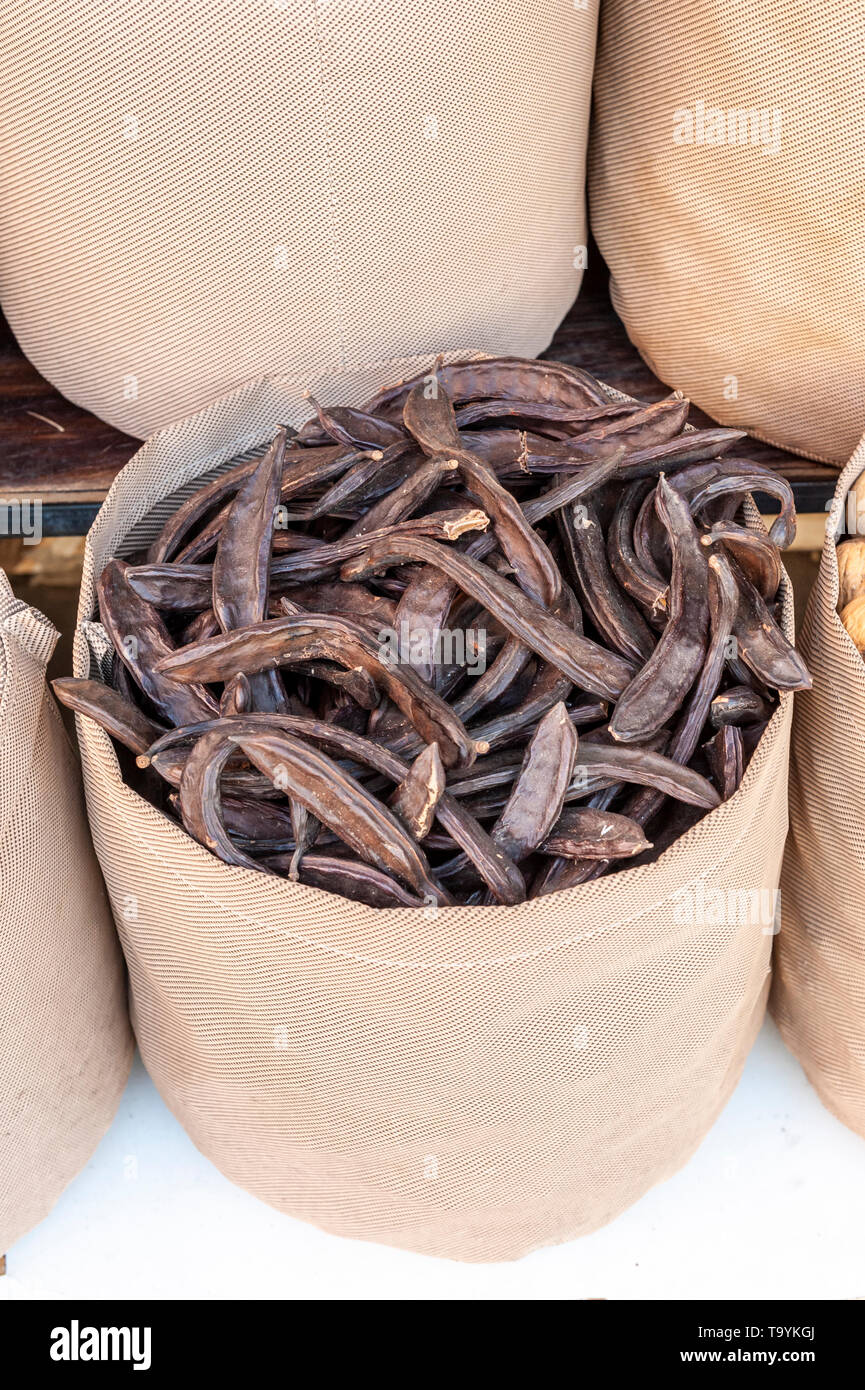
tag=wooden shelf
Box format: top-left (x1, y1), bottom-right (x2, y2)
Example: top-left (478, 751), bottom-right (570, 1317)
top-left (0, 250), bottom-right (838, 534)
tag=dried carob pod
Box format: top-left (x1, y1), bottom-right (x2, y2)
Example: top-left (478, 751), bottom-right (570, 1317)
top-left (68, 355), bottom-right (805, 906)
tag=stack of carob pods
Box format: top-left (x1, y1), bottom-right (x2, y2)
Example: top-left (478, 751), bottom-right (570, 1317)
top-left (55, 356), bottom-right (809, 908)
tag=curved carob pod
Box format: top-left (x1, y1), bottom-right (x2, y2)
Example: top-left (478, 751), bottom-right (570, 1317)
top-left (540, 807), bottom-right (651, 861)
top-left (453, 397), bottom-right (639, 431)
top-left (304, 395), bottom-right (407, 450)
top-left (80, 356), bottom-right (802, 905)
top-left (178, 730), bottom-right (265, 872)
top-left (363, 356), bottom-right (608, 419)
top-left (154, 613), bottom-right (480, 770)
top-left (268, 854), bottom-right (427, 908)
top-left (213, 428), bottom-right (287, 714)
top-left (388, 742), bottom-right (446, 841)
top-left (340, 536), bottom-right (636, 701)
top-left (701, 521), bottom-right (782, 602)
top-left (230, 729), bottom-right (451, 903)
top-left (557, 495), bottom-right (655, 664)
top-left (607, 480), bottom-right (669, 628)
top-left (403, 375), bottom-right (562, 607)
top-left (490, 703), bottom-right (578, 862)
top-left (728, 557), bottom-right (811, 691)
top-left (687, 467), bottom-right (797, 551)
top-left (710, 685), bottom-right (774, 727)
top-left (220, 673), bottom-right (251, 716)
top-left (97, 558), bottom-right (218, 726)
top-left (703, 725), bottom-right (745, 800)
top-left (473, 424), bottom-right (746, 478)
top-left (53, 677), bottom-right (167, 755)
top-left (572, 743), bottom-right (720, 810)
top-left (609, 475), bottom-right (710, 744)
top-left (622, 551), bottom-right (741, 827)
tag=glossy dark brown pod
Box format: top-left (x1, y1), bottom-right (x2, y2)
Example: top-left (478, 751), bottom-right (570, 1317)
top-left (491, 703), bottom-right (579, 862)
top-left (540, 807), bottom-right (651, 860)
top-left (609, 475), bottom-right (709, 744)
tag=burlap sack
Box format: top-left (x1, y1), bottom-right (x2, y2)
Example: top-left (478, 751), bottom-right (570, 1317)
top-left (774, 439), bottom-right (865, 1138)
top-left (0, 571), bottom-right (132, 1254)
top-left (72, 375), bottom-right (793, 1261)
top-left (0, 1), bottom-right (597, 440)
top-left (589, 3), bottom-right (865, 466)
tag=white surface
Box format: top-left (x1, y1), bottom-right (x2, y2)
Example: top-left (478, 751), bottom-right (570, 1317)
top-left (3, 1017), bottom-right (864, 1301)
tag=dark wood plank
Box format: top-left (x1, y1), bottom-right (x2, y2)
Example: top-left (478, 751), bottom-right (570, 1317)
top-left (0, 312), bottom-right (136, 499)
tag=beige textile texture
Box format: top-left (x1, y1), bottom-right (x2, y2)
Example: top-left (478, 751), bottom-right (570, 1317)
top-left (590, 2), bottom-right (865, 466)
top-left (774, 437), bottom-right (865, 1138)
top-left (0, 571), bottom-right (132, 1254)
top-left (73, 373), bottom-right (792, 1260)
top-left (0, 0), bottom-right (597, 439)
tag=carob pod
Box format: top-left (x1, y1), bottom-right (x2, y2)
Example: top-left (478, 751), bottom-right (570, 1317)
top-left (403, 375), bottom-right (562, 607)
top-left (557, 495), bottom-right (655, 663)
top-left (701, 521), bottom-right (781, 602)
top-left (52, 677), bottom-right (166, 755)
top-left (340, 535), bottom-right (636, 701)
top-left (362, 356), bottom-right (608, 419)
top-left (97, 558), bottom-right (218, 726)
top-left (703, 725), bottom-right (745, 801)
top-left (231, 729), bottom-right (451, 904)
top-left (710, 685), bottom-right (774, 728)
top-left (540, 807), bottom-right (651, 861)
top-left (388, 743), bottom-right (446, 841)
top-left (154, 612), bottom-right (480, 770)
top-left (213, 428), bottom-right (287, 714)
top-left (571, 743), bottom-right (720, 809)
top-left (141, 713), bottom-right (526, 904)
top-left (178, 730), bottom-right (264, 872)
top-left (609, 475), bottom-right (709, 744)
top-left (304, 394), bottom-right (407, 450)
top-left (607, 480), bottom-right (669, 627)
top-left (728, 557), bottom-right (811, 691)
top-left (79, 356), bottom-right (801, 905)
top-left (453, 397), bottom-right (639, 430)
top-left (620, 552), bottom-right (740, 828)
top-left (491, 703), bottom-right (578, 862)
top-left (268, 854), bottom-right (427, 908)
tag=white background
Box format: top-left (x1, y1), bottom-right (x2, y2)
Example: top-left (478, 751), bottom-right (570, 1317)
top-left (3, 1017), bottom-right (863, 1301)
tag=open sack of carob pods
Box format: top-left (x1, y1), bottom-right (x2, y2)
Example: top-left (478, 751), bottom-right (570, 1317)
top-left (0, 571), bottom-right (132, 1256)
top-left (774, 441), bottom-right (865, 1141)
top-left (65, 357), bottom-right (806, 1260)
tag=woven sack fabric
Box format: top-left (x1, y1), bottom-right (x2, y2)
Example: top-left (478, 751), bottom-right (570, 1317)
top-left (0, 0), bottom-right (597, 440)
top-left (0, 571), bottom-right (132, 1254)
top-left (589, 2), bottom-right (865, 466)
top-left (72, 372), bottom-right (793, 1261)
top-left (774, 435), bottom-right (865, 1138)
